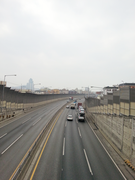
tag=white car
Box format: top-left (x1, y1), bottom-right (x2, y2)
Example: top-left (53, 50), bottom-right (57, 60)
top-left (67, 115), bottom-right (73, 121)
top-left (66, 105), bottom-right (69, 108)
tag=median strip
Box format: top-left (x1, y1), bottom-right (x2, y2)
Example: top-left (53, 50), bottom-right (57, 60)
top-left (30, 111), bottom-right (62, 180)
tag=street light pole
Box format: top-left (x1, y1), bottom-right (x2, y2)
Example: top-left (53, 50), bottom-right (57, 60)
top-left (91, 86), bottom-right (103, 89)
top-left (2, 74), bottom-right (17, 102)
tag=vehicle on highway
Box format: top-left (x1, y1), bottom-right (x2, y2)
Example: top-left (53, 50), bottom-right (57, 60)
top-left (79, 106), bottom-right (84, 111)
top-left (69, 97), bottom-right (73, 100)
top-left (66, 105), bottom-right (69, 108)
top-left (70, 103), bottom-right (75, 109)
top-left (77, 102), bottom-right (82, 109)
top-left (67, 115), bottom-right (73, 121)
top-left (77, 109), bottom-right (85, 122)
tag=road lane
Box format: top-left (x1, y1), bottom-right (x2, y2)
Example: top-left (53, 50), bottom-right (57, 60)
top-left (61, 109), bottom-right (93, 180)
top-left (77, 118), bottom-right (126, 180)
top-left (31, 108), bottom-right (67, 180)
top-left (0, 100), bottom-right (66, 180)
top-left (31, 107), bottom-right (92, 180)
top-left (0, 103), bottom-right (59, 136)
top-left (30, 103), bottom-right (129, 180)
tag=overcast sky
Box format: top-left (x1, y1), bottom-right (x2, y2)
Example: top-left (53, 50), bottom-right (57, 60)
top-left (0, 0), bottom-right (135, 90)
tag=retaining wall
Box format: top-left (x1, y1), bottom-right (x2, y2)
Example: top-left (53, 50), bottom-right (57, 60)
top-left (0, 85), bottom-right (84, 121)
top-left (86, 106), bottom-right (135, 166)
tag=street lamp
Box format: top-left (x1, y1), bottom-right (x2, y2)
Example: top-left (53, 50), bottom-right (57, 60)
top-left (91, 86), bottom-right (103, 89)
top-left (2, 74), bottom-right (17, 104)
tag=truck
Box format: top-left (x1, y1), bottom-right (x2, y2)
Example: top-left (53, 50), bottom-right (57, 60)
top-left (70, 103), bottom-right (75, 109)
top-left (77, 102), bottom-right (82, 109)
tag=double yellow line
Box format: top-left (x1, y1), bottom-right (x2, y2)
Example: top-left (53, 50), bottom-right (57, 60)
top-left (9, 111), bottom-right (62, 180)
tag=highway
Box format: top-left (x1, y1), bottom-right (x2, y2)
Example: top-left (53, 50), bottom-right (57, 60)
top-left (0, 100), bottom-right (66, 180)
top-left (0, 99), bottom-right (132, 180)
top-left (30, 101), bottom-right (127, 180)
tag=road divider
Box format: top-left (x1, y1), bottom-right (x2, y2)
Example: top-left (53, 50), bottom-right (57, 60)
top-left (30, 111), bottom-right (62, 180)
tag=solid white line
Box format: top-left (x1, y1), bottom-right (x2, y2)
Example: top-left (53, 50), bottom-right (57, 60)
top-left (78, 127), bottom-right (82, 138)
top-left (1, 134), bottom-right (23, 154)
top-left (76, 118), bottom-right (78, 123)
top-left (22, 118), bottom-right (31, 124)
top-left (63, 138), bottom-right (65, 155)
top-left (83, 149), bottom-right (93, 175)
top-left (0, 133), bottom-right (7, 139)
top-left (86, 120), bottom-right (127, 180)
top-left (33, 118), bottom-right (41, 126)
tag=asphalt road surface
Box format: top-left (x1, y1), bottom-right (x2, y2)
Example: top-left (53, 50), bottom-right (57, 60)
top-left (0, 100), bottom-right (66, 180)
top-left (31, 101), bottom-right (127, 180)
top-left (0, 99), bottom-right (133, 180)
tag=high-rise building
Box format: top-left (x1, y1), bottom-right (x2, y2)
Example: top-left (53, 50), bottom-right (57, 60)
top-left (26, 78), bottom-right (34, 91)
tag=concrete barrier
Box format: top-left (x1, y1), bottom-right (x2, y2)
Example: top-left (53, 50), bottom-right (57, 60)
top-left (0, 84), bottom-right (84, 121)
top-left (86, 105), bottom-right (135, 167)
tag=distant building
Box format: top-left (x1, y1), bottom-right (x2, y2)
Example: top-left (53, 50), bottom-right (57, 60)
top-left (103, 86), bottom-right (118, 95)
top-left (0, 81), bottom-right (6, 86)
top-left (52, 89), bottom-right (60, 94)
top-left (96, 91), bottom-right (103, 95)
top-left (60, 89), bottom-right (69, 94)
top-left (78, 89), bottom-right (83, 94)
top-left (26, 78), bottom-right (34, 91)
top-left (85, 87), bottom-right (89, 91)
top-left (119, 83), bottom-right (135, 89)
top-left (69, 90), bottom-right (77, 94)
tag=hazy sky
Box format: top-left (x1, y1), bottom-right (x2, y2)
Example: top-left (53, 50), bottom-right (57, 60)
top-left (0, 0), bottom-right (135, 90)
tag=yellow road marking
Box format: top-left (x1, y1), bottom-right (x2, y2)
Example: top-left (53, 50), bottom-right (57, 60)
top-left (30, 113), bottom-right (61, 180)
top-left (9, 111), bottom-right (62, 180)
top-left (9, 130), bottom-right (43, 180)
